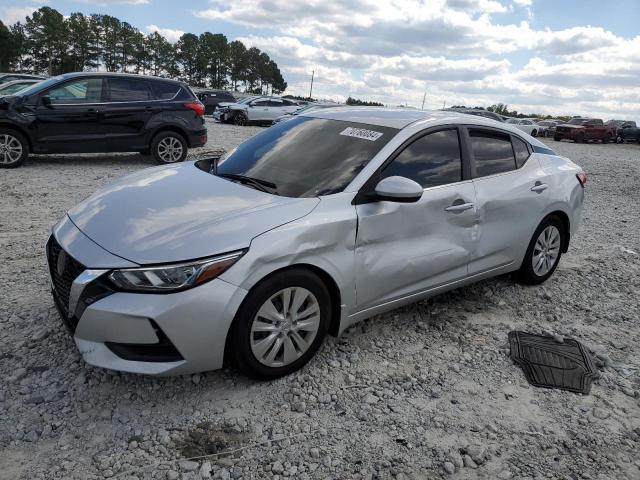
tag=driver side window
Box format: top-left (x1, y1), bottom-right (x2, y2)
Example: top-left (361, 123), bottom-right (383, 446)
top-left (45, 78), bottom-right (103, 104)
top-left (381, 129), bottom-right (463, 189)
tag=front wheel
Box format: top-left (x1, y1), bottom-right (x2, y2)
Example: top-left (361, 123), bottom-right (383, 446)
top-left (553, 135), bottom-right (561, 141)
top-left (0, 129), bottom-right (29, 168)
top-left (229, 269), bottom-right (331, 380)
top-left (516, 216), bottom-right (564, 285)
top-left (151, 131), bottom-right (188, 164)
top-left (531, 129), bottom-right (538, 137)
top-left (233, 112), bottom-right (248, 126)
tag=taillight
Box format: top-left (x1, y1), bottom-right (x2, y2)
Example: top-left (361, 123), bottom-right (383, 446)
top-left (184, 102), bottom-right (205, 117)
top-left (576, 172), bottom-right (587, 187)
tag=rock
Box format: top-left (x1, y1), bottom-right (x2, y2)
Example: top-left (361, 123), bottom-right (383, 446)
top-left (166, 471), bottom-right (179, 480)
top-left (192, 374), bottom-right (202, 385)
top-left (179, 460), bottom-right (199, 472)
top-left (443, 462), bottom-right (455, 474)
top-left (24, 394), bottom-right (44, 405)
top-left (10, 368), bottom-right (27, 382)
top-left (292, 401), bottom-right (306, 412)
top-left (363, 393), bottom-right (378, 404)
top-left (200, 461), bottom-right (212, 479)
top-left (309, 447), bottom-right (320, 459)
top-left (462, 454), bottom-right (478, 469)
top-left (271, 461), bottom-right (284, 474)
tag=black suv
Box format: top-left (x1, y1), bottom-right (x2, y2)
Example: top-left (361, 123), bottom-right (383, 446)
top-left (196, 89), bottom-right (236, 114)
top-left (0, 72), bottom-right (207, 168)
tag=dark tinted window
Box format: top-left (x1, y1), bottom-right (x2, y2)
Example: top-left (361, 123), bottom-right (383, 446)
top-left (151, 81), bottom-right (180, 100)
top-left (512, 137), bottom-right (530, 168)
top-left (253, 99), bottom-right (269, 106)
top-left (268, 100), bottom-right (284, 107)
top-left (470, 130), bottom-right (516, 177)
top-left (217, 116), bottom-right (398, 198)
top-left (382, 129), bottom-right (462, 188)
top-left (283, 99), bottom-right (296, 106)
top-left (46, 78), bottom-right (103, 104)
top-left (108, 78), bottom-right (151, 102)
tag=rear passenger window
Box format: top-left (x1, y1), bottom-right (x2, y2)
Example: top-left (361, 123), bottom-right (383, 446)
top-left (382, 129), bottom-right (462, 189)
top-left (470, 130), bottom-right (516, 177)
top-left (108, 78), bottom-right (151, 102)
top-left (512, 137), bottom-right (530, 168)
top-left (151, 81), bottom-right (180, 100)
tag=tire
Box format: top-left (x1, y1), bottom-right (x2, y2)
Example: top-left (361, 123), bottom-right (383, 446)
top-left (233, 112), bottom-right (248, 126)
top-left (553, 135), bottom-right (560, 141)
top-left (0, 129), bottom-right (29, 168)
top-left (531, 129), bottom-right (538, 137)
top-left (151, 131), bottom-right (188, 164)
top-left (575, 133), bottom-right (584, 143)
top-left (604, 134), bottom-right (612, 144)
top-left (516, 216), bottom-right (565, 285)
top-left (229, 268), bottom-right (331, 380)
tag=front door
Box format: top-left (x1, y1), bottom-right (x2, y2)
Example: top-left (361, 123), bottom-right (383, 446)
top-left (249, 99), bottom-right (270, 121)
top-left (467, 128), bottom-right (549, 274)
top-left (32, 77), bottom-right (106, 153)
top-left (354, 128), bottom-right (476, 310)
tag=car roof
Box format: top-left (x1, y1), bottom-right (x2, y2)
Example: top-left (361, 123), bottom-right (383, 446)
top-left (55, 71), bottom-right (184, 85)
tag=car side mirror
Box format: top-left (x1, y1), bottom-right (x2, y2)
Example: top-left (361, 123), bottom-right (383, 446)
top-left (40, 95), bottom-right (52, 108)
top-left (374, 176), bottom-right (423, 203)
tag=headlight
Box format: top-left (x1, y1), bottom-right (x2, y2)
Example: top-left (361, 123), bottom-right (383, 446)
top-left (108, 250), bottom-right (245, 293)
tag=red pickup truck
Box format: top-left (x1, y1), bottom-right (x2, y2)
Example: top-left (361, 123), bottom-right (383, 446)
top-left (554, 118), bottom-right (616, 143)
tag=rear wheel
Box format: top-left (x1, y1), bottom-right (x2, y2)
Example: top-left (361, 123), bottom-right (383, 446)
top-left (553, 135), bottom-right (560, 141)
top-left (151, 131), bottom-right (187, 164)
top-left (0, 129), bottom-right (28, 168)
top-left (531, 129), bottom-right (538, 137)
top-left (230, 269), bottom-right (331, 380)
top-left (575, 133), bottom-right (584, 143)
top-left (516, 216), bottom-right (565, 285)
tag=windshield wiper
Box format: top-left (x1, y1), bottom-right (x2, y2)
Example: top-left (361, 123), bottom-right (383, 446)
top-left (216, 172), bottom-right (278, 194)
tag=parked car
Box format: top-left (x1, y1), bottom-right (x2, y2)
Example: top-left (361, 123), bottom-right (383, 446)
top-left (0, 72), bottom-right (207, 168)
top-left (271, 103), bottom-right (344, 125)
top-left (554, 118), bottom-right (616, 143)
top-left (0, 73), bottom-right (46, 85)
top-left (536, 120), bottom-right (561, 138)
top-left (0, 79), bottom-right (41, 96)
top-left (445, 108), bottom-right (504, 122)
top-left (618, 121), bottom-right (639, 143)
top-left (505, 118), bottom-right (543, 137)
top-left (195, 89), bottom-right (236, 114)
top-left (46, 108), bottom-right (585, 378)
top-left (213, 96), bottom-right (300, 125)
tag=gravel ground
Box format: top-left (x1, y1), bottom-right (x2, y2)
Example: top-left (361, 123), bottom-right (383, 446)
top-left (1, 121), bottom-right (639, 480)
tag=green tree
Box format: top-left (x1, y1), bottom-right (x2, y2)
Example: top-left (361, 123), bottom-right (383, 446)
top-left (199, 32), bottom-right (228, 88)
top-left (176, 33), bottom-right (202, 85)
top-left (226, 40), bottom-right (247, 91)
top-left (67, 13), bottom-right (99, 72)
top-left (0, 21), bottom-right (16, 71)
top-left (24, 7), bottom-right (68, 75)
top-left (146, 32), bottom-right (177, 77)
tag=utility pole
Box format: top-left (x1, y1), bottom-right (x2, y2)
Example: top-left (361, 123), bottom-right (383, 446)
top-left (442, 100), bottom-right (446, 109)
top-left (309, 70), bottom-right (315, 100)
top-left (421, 91), bottom-right (426, 110)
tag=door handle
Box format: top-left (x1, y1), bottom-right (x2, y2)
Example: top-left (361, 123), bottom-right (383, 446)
top-left (531, 182), bottom-right (548, 193)
top-left (445, 202), bottom-right (475, 213)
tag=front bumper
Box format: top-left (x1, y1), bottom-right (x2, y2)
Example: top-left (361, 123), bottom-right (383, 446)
top-left (47, 217), bottom-right (248, 375)
top-left (212, 109), bottom-right (229, 122)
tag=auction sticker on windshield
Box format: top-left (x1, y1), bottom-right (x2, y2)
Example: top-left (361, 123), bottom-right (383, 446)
top-left (340, 127), bottom-right (384, 141)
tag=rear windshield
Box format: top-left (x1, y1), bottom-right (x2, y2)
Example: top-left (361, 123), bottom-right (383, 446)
top-left (216, 116), bottom-right (398, 198)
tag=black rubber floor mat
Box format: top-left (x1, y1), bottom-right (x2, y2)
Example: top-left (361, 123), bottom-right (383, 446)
top-left (509, 331), bottom-right (598, 394)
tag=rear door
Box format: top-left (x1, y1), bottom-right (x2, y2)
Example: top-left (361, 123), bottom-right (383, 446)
top-left (355, 127), bottom-right (476, 309)
top-left (32, 77), bottom-right (106, 153)
top-left (467, 128), bottom-right (548, 274)
top-left (248, 99), bottom-right (270, 121)
top-left (101, 77), bottom-right (154, 152)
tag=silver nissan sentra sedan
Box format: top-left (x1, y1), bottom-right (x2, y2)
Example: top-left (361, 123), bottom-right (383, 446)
top-left (47, 108), bottom-right (586, 378)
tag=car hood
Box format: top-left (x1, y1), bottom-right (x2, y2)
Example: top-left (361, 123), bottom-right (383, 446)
top-left (67, 162), bottom-right (319, 265)
top-left (558, 124), bottom-right (584, 129)
top-left (218, 102), bottom-right (246, 110)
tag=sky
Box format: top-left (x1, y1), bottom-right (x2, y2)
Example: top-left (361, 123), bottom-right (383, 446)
top-left (2, 0), bottom-right (639, 120)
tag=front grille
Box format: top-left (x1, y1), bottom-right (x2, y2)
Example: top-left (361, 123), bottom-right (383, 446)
top-left (46, 236), bottom-right (86, 325)
top-left (556, 126), bottom-right (569, 133)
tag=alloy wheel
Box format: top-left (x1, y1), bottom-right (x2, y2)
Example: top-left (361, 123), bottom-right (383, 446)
top-left (157, 136), bottom-right (184, 163)
top-left (0, 134), bottom-right (23, 165)
top-left (250, 287), bottom-right (321, 367)
top-left (532, 225), bottom-right (561, 276)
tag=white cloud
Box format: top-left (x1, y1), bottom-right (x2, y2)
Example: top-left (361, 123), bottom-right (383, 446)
top-left (146, 24), bottom-right (184, 42)
top-left (513, 0), bottom-right (532, 6)
top-left (79, 0), bottom-right (150, 5)
top-left (1, 6), bottom-right (37, 25)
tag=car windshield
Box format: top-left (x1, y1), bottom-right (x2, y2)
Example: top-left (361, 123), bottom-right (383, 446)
top-left (0, 82), bottom-right (33, 94)
top-left (568, 118), bottom-right (587, 125)
top-left (238, 96), bottom-right (258, 105)
top-left (505, 119), bottom-right (519, 124)
top-left (216, 116), bottom-right (398, 198)
top-left (12, 76), bottom-right (63, 96)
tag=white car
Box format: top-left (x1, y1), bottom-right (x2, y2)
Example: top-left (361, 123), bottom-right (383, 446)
top-left (213, 96), bottom-right (300, 126)
top-left (505, 118), bottom-right (543, 137)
